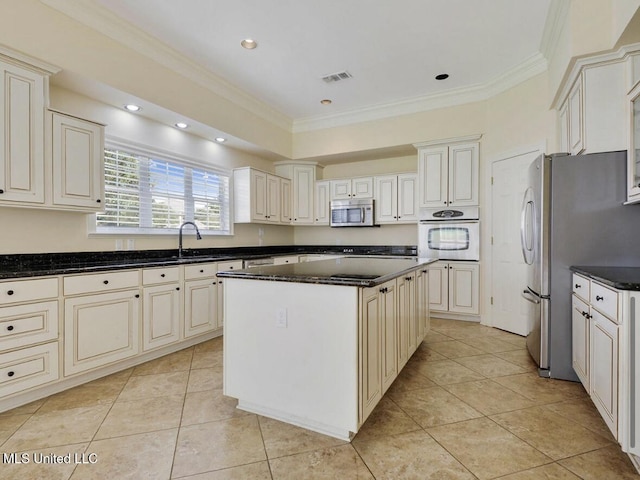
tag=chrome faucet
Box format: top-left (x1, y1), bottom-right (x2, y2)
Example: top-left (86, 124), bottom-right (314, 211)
top-left (178, 221), bottom-right (202, 257)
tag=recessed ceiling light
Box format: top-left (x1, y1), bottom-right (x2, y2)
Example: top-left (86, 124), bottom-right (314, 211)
top-left (241, 38), bottom-right (258, 49)
top-left (175, 122), bottom-right (188, 129)
top-left (124, 104), bottom-right (141, 112)
top-left (320, 99), bottom-right (332, 105)
top-left (215, 137), bottom-right (227, 143)
top-left (435, 73), bottom-right (449, 80)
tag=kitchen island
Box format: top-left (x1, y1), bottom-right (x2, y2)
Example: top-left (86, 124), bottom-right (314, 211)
top-left (218, 256), bottom-right (434, 440)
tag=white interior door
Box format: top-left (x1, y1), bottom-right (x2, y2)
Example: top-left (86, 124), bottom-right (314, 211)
top-left (490, 148), bottom-right (541, 335)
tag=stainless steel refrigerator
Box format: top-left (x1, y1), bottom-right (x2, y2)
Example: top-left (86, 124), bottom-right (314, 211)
top-left (520, 151), bottom-right (640, 381)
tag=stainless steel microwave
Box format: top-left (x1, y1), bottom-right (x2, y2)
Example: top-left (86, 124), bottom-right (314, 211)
top-left (330, 199), bottom-right (375, 227)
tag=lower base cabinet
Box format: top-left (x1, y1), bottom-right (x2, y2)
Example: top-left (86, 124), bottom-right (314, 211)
top-left (184, 279), bottom-right (217, 338)
top-left (0, 343), bottom-right (59, 398)
top-left (591, 308), bottom-right (618, 435)
top-left (64, 290), bottom-right (140, 376)
top-left (428, 261), bottom-right (479, 315)
top-left (142, 284), bottom-right (181, 351)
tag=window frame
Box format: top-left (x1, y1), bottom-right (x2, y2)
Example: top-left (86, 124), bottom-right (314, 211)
top-left (90, 137), bottom-right (234, 237)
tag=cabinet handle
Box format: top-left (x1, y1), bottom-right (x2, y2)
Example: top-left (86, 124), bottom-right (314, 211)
top-left (7, 290), bottom-right (14, 296)
top-left (103, 280), bottom-right (109, 285)
top-left (7, 371), bottom-right (15, 377)
top-left (596, 295), bottom-right (604, 301)
top-left (581, 311), bottom-right (592, 319)
top-left (7, 325), bottom-right (14, 331)
top-left (422, 270), bottom-right (428, 273)
top-left (574, 284), bottom-right (581, 288)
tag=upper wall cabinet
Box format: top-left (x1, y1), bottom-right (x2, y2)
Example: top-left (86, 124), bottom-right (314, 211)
top-left (233, 167), bottom-right (290, 225)
top-left (275, 162), bottom-right (323, 225)
top-left (330, 177), bottom-right (373, 200)
top-left (415, 137), bottom-right (480, 209)
top-left (374, 173), bottom-right (418, 224)
top-left (627, 81), bottom-right (640, 203)
top-left (557, 60), bottom-right (626, 155)
top-left (49, 110), bottom-right (105, 211)
top-left (0, 57), bottom-right (50, 204)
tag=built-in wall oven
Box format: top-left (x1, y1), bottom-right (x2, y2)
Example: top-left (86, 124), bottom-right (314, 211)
top-left (418, 206), bottom-right (480, 261)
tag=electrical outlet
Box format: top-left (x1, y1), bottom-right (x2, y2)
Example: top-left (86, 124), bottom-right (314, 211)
top-left (276, 308), bottom-right (287, 328)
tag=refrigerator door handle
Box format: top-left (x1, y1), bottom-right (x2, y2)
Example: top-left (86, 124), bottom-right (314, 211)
top-left (520, 188), bottom-right (535, 265)
top-left (521, 288), bottom-right (540, 304)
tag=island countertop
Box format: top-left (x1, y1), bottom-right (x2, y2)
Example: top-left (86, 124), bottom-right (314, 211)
top-left (570, 266), bottom-right (640, 291)
top-left (216, 256), bottom-right (436, 287)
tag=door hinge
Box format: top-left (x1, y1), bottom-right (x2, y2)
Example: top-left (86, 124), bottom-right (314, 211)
top-left (491, 296), bottom-right (494, 305)
top-left (491, 236), bottom-right (494, 245)
top-left (491, 176), bottom-right (494, 185)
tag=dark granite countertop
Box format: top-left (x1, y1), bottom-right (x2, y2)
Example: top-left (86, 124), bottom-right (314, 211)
top-left (216, 256), bottom-right (436, 287)
top-left (570, 266), bottom-right (640, 291)
top-left (0, 245), bottom-right (417, 280)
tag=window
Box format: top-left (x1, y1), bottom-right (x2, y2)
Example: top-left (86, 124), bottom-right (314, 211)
top-left (96, 145), bottom-right (231, 235)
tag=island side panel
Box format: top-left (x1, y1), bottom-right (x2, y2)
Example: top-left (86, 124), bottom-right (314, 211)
top-left (223, 278), bottom-right (360, 438)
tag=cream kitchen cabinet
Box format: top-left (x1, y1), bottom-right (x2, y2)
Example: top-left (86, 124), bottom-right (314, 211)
top-left (415, 267), bottom-right (430, 344)
top-left (558, 60), bottom-right (626, 155)
top-left (571, 294), bottom-right (590, 389)
top-left (280, 177), bottom-right (292, 223)
top-left (379, 279), bottom-right (397, 393)
top-left (216, 260), bottom-right (243, 328)
top-left (273, 255), bottom-right (299, 265)
top-left (397, 272), bottom-right (417, 370)
top-left (142, 266), bottom-right (181, 351)
top-left (330, 177), bottom-right (373, 200)
top-left (0, 57), bottom-right (49, 205)
top-left (49, 110), bottom-right (105, 211)
top-left (233, 167), bottom-right (289, 224)
top-left (184, 263), bottom-right (218, 337)
top-left (627, 80), bottom-right (640, 203)
top-left (359, 283), bottom-right (383, 423)
top-left (63, 270), bottom-right (140, 376)
top-left (314, 180), bottom-right (330, 225)
top-left (415, 138), bottom-right (480, 208)
top-left (0, 276), bottom-right (60, 398)
top-left (275, 162), bottom-right (323, 225)
top-left (428, 261), bottom-right (479, 315)
top-left (374, 173), bottom-right (418, 224)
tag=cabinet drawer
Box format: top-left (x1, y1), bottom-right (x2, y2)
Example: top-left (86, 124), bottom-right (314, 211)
top-left (184, 263), bottom-right (218, 280)
top-left (217, 260), bottom-right (243, 271)
top-left (590, 282), bottom-right (619, 322)
top-left (0, 301), bottom-right (58, 351)
top-left (572, 274), bottom-right (590, 301)
top-left (0, 343), bottom-right (59, 397)
top-left (0, 277), bottom-right (59, 305)
top-left (273, 255), bottom-right (299, 265)
top-left (142, 266), bottom-right (180, 285)
top-left (64, 270), bottom-right (139, 296)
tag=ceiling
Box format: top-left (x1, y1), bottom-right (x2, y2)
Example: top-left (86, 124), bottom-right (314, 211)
top-left (85, 0), bottom-right (551, 125)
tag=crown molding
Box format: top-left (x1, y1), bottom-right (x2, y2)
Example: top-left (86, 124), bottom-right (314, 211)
top-left (539, 0), bottom-right (570, 62)
top-left (413, 134), bottom-right (483, 149)
top-left (0, 44), bottom-right (60, 75)
top-left (292, 53), bottom-right (548, 133)
top-left (40, 0), bottom-right (292, 132)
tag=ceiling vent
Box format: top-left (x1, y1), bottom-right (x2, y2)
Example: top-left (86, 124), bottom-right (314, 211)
top-left (321, 71), bottom-right (352, 83)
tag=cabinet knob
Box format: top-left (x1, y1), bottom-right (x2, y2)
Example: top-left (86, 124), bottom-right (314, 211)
top-left (200, 269), bottom-right (204, 273)
top-left (0, 189), bottom-right (4, 194)
top-left (595, 295), bottom-right (604, 301)
top-left (176, 287), bottom-right (180, 291)
top-left (161, 273), bottom-right (166, 277)
top-left (7, 371), bottom-right (15, 377)
top-left (7, 290), bottom-right (14, 296)
top-left (135, 294), bottom-right (140, 298)
top-left (103, 280), bottom-right (109, 285)
top-left (574, 284), bottom-right (581, 288)
top-left (7, 325), bottom-right (14, 331)
top-left (218, 281), bottom-right (223, 284)
top-left (96, 199), bottom-right (101, 203)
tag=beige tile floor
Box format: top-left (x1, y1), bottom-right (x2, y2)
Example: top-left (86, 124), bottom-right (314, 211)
top-left (1, 318), bottom-right (639, 479)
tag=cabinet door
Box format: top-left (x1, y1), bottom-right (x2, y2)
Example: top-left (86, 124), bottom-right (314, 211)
top-left (628, 82), bottom-right (640, 202)
top-left (428, 262), bottom-right (448, 311)
top-left (448, 143), bottom-right (479, 207)
top-left (51, 112), bottom-right (104, 210)
top-left (64, 290), bottom-right (140, 376)
top-left (591, 309), bottom-right (618, 437)
top-left (330, 179), bottom-right (352, 200)
top-left (216, 260), bottom-right (242, 328)
top-left (571, 295), bottom-right (590, 389)
top-left (397, 173), bottom-right (418, 222)
top-left (569, 79), bottom-right (584, 155)
top-left (448, 262), bottom-right (480, 314)
top-left (142, 284), bottom-right (181, 351)
top-left (251, 170), bottom-right (268, 222)
top-left (291, 165), bottom-right (315, 224)
top-left (184, 278), bottom-right (217, 337)
top-left (280, 177), bottom-right (292, 223)
top-left (397, 275), bottom-right (415, 370)
top-left (314, 180), bottom-right (330, 224)
top-left (559, 100), bottom-right (569, 153)
top-left (265, 174), bottom-right (280, 223)
top-left (416, 267), bottom-right (430, 344)
top-left (380, 280), bottom-right (397, 393)
top-left (0, 60), bottom-right (45, 204)
top-left (352, 177), bottom-right (373, 199)
top-left (359, 286), bottom-right (382, 424)
top-left (374, 175), bottom-right (397, 223)
top-left (418, 146), bottom-right (448, 208)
